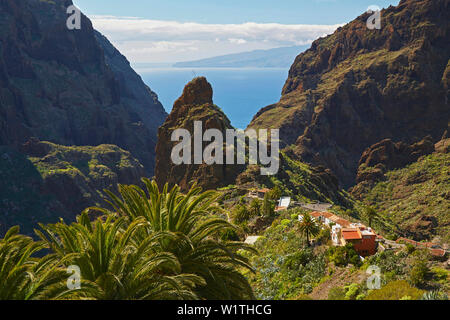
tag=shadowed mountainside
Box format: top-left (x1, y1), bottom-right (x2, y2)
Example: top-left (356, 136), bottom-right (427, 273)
top-left (0, 0), bottom-right (167, 174)
top-left (0, 0), bottom-right (167, 235)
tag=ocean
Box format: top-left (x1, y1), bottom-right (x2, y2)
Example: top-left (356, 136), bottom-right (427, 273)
top-left (139, 68), bottom-right (288, 129)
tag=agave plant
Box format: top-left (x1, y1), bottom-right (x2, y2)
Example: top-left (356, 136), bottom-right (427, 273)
top-left (0, 226), bottom-right (70, 300)
top-left (421, 290), bottom-right (449, 300)
top-left (93, 178), bottom-right (257, 300)
top-left (37, 212), bottom-right (204, 300)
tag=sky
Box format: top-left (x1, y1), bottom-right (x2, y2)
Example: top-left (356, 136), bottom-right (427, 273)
top-left (73, 0), bottom-right (400, 64)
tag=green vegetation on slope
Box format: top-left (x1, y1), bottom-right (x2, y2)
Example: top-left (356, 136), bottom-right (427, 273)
top-left (358, 152), bottom-right (450, 242)
top-left (0, 141), bottom-right (145, 236)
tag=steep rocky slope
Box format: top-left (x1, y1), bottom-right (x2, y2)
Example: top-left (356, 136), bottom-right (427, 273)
top-left (0, 0), bottom-right (167, 235)
top-left (0, 0), bottom-right (167, 173)
top-left (249, 0), bottom-right (449, 187)
top-left (236, 149), bottom-right (351, 206)
top-left (353, 138), bottom-right (449, 242)
top-left (155, 77), bottom-right (243, 191)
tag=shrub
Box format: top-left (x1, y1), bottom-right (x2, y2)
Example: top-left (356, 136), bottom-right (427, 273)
top-left (232, 205), bottom-right (251, 225)
top-left (405, 243), bottom-right (416, 254)
top-left (327, 244), bottom-right (361, 267)
top-left (365, 280), bottom-right (424, 300)
top-left (316, 227), bottom-right (331, 245)
top-left (328, 287), bottom-right (346, 300)
top-left (344, 283), bottom-right (360, 300)
top-left (282, 250), bottom-right (314, 271)
top-left (431, 267), bottom-right (449, 285)
top-left (269, 186), bottom-right (282, 200)
top-left (409, 260), bottom-right (429, 287)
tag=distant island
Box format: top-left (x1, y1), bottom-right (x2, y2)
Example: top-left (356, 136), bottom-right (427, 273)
top-left (173, 45), bottom-right (309, 68)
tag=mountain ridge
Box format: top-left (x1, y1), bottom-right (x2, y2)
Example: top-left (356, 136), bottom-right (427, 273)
top-left (173, 46), bottom-right (310, 68)
top-left (249, 0), bottom-right (450, 187)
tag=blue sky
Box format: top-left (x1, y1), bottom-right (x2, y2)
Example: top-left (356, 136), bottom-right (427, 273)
top-left (73, 0), bottom-right (399, 63)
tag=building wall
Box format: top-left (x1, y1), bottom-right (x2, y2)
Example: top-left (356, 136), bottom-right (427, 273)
top-left (351, 235), bottom-right (377, 257)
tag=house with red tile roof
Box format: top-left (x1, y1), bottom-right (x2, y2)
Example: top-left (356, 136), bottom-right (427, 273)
top-left (341, 227), bottom-right (378, 257)
top-left (305, 211), bottom-right (378, 257)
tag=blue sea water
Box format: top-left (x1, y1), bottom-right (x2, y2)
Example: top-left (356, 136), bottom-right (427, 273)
top-left (140, 68), bottom-right (288, 129)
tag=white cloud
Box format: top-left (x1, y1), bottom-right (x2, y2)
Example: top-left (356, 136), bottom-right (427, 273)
top-left (89, 15), bottom-right (341, 63)
top-left (228, 38), bottom-right (247, 44)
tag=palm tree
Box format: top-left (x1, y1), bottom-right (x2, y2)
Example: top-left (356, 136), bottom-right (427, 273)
top-left (0, 226), bottom-right (69, 300)
top-left (37, 212), bottom-right (203, 300)
top-left (365, 206), bottom-right (377, 227)
top-left (298, 213), bottom-right (320, 247)
top-left (93, 178), bottom-right (257, 300)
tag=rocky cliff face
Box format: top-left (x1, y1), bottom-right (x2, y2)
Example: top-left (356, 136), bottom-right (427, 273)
top-left (249, 0), bottom-right (449, 187)
top-left (0, 0), bottom-right (167, 174)
top-left (0, 0), bottom-right (166, 235)
top-left (155, 77), bottom-right (242, 192)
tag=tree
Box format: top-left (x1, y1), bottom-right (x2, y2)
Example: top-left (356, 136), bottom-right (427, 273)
top-left (0, 226), bottom-right (68, 300)
top-left (365, 206), bottom-right (377, 227)
top-left (409, 260), bottom-right (429, 287)
top-left (93, 178), bottom-right (257, 300)
top-left (262, 192), bottom-right (275, 218)
top-left (38, 212), bottom-right (202, 300)
top-left (249, 199), bottom-right (262, 217)
top-left (269, 186), bottom-right (282, 201)
top-left (298, 213), bottom-right (320, 246)
top-left (232, 204), bottom-right (251, 225)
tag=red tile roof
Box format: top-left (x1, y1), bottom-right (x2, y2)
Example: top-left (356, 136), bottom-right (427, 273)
top-left (430, 249), bottom-right (447, 257)
top-left (342, 229), bottom-right (362, 240)
top-left (336, 218), bottom-right (352, 228)
top-left (310, 212), bottom-right (323, 218)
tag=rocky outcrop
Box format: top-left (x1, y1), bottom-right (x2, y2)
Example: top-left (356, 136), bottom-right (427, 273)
top-left (0, 139), bottom-right (145, 236)
top-left (0, 0), bottom-right (167, 174)
top-left (355, 137), bottom-right (435, 182)
top-left (351, 137), bottom-right (436, 197)
top-left (249, 0), bottom-right (450, 187)
top-left (155, 77), bottom-right (243, 192)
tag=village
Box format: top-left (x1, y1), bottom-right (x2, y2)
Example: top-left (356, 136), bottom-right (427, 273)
top-left (245, 188), bottom-right (448, 261)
